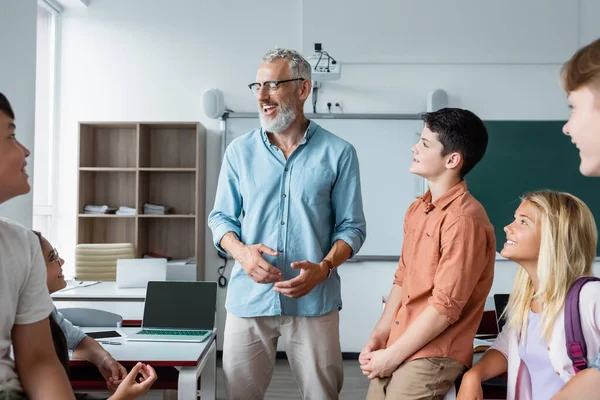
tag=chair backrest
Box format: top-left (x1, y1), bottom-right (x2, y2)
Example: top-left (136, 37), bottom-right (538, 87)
top-left (57, 308), bottom-right (123, 327)
top-left (75, 243), bottom-right (135, 281)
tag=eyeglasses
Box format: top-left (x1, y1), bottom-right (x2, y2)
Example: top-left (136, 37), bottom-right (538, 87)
top-left (48, 248), bottom-right (62, 265)
top-left (248, 78), bottom-right (305, 94)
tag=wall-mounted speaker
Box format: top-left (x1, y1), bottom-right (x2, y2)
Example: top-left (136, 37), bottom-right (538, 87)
top-left (202, 88), bottom-right (225, 119)
top-left (427, 89), bottom-right (448, 112)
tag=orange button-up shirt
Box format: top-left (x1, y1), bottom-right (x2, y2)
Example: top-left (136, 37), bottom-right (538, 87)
top-left (388, 180), bottom-right (495, 367)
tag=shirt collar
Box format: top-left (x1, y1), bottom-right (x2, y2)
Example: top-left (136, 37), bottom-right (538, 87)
top-left (419, 180), bottom-right (468, 213)
top-left (261, 120), bottom-right (315, 145)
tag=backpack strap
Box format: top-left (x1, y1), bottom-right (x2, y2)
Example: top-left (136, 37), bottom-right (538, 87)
top-left (565, 276), bottom-right (600, 373)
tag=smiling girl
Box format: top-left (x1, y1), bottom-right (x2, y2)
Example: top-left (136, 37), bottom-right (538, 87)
top-left (457, 191), bottom-right (600, 400)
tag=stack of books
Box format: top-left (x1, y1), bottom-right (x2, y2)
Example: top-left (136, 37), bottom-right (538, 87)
top-left (83, 205), bottom-right (117, 214)
top-left (143, 203), bottom-right (172, 215)
top-left (116, 206), bottom-right (136, 215)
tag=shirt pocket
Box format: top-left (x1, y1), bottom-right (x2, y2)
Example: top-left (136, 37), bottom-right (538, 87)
top-left (409, 230), bottom-right (439, 282)
top-left (422, 231), bottom-right (441, 265)
top-left (292, 168), bottom-right (335, 206)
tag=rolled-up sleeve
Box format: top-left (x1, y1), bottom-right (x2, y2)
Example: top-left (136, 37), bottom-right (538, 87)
top-left (428, 215), bottom-right (490, 324)
top-left (52, 308), bottom-right (86, 350)
top-left (330, 145), bottom-right (366, 256)
top-left (207, 146), bottom-right (243, 254)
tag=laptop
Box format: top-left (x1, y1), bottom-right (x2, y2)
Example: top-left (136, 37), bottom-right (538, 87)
top-left (116, 258), bottom-right (167, 288)
top-left (126, 281), bottom-right (217, 343)
top-left (493, 294), bottom-right (510, 333)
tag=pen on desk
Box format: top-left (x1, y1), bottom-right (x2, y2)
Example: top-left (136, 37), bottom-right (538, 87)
top-left (58, 281), bottom-right (101, 292)
top-left (80, 281), bottom-right (101, 288)
top-left (98, 341), bottom-right (122, 345)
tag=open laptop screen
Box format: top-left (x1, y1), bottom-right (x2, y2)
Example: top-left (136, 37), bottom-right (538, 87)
top-left (143, 281), bottom-right (217, 330)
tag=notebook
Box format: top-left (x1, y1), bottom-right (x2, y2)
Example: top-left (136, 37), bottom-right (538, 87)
top-left (126, 281), bottom-right (217, 343)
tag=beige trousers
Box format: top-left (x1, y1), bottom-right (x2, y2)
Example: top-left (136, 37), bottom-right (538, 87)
top-left (366, 357), bottom-right (466, 400)
top-left (222, 309), bottom-right (343, 400)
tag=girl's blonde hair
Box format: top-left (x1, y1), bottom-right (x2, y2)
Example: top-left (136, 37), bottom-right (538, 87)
top-left (505, 191), bottom-right (597, 341)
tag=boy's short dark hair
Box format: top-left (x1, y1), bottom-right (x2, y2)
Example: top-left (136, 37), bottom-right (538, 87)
top-left (0, 92), bottom-right (15, 120)
top-left (422, 107), bottom-right (488, 178)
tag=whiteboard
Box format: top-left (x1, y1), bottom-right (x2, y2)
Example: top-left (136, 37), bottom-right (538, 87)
top-left (223, 114), bottom-right (425, 258)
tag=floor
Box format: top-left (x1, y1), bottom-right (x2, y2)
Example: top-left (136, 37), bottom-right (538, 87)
top-left (215, 359), bottom-right (369, 400)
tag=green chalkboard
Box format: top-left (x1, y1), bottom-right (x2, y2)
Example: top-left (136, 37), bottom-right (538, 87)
top-left (467, 121), bottom-right (600, 255)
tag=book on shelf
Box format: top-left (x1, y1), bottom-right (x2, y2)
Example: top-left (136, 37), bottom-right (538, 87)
top-left (83, 205), bottom-right (117, 214)
top-left (143, 203), bottom-right (172, 215)
top-left (115, 206), bottom-right (136, 215)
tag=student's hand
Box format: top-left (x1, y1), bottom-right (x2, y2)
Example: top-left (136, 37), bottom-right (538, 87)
top-left (456, 371), bottom-right (483, 400)
top-left (273, 260), bottom-right (329, 299)
top-left (110, 362), bottom-right (157, 400)
top-left (360, 349), bottom-right (399, 380)
top-left (238, 244), bottom-right (281, 283)
top-left (359, 332), bottom-right (389, 366)
top-left (98, 356), bottom-right (128, 392)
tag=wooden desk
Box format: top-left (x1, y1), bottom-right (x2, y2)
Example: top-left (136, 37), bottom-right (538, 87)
top-left (70, 327), bottom-right (216, 400)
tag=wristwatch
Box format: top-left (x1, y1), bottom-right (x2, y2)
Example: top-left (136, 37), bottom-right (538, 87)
top-left (322, 259), bottom-right (335, 279)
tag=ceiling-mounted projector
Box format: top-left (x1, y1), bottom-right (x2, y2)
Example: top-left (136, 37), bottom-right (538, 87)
top-left (306, 43), bottom-right (341, 81)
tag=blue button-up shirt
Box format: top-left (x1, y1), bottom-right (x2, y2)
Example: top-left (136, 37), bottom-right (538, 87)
top-left (208, 120), bottom-right (366, 317)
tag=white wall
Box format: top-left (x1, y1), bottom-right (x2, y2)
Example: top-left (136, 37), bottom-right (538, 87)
top-left (0, 0), bottom-right (38, 227)
top-left (54, 0), bottom-right (600, 351)
top-left (55, 0), bottom-right (302, 350)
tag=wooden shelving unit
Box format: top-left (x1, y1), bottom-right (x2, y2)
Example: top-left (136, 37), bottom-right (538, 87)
top-left (77, 122), bottom-right (206, 279)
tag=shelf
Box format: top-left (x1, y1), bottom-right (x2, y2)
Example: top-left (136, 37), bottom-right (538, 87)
top-left (138, 171), bottom-right (196, 215)
top-left (138, 218), bottom-right (196, 260)
top-left (79, 171), bottom-right (136, 214)
top-left (138, 168), bottom-right (196, 172)
top-left (78, 217), bottom-right (136, 245)
top-left (138, 214), bottom-right (195, 218)
top-left (79, 168), bottom-right (136, 172)
top-left (79, 124), bottom-right (137, 168)
top-left (78, 214), bottom-right (136, 218)
top-left (139, 125), bottom-right (197, 168)
top-left (77, 121), bottom-right (206, 278)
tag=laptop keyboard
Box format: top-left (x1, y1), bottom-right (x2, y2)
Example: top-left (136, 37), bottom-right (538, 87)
top-left (139, 329), bottom-right (209, 336)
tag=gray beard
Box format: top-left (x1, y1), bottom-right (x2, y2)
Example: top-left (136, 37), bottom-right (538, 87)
top-left (259, 102), bottom-right (297, 133)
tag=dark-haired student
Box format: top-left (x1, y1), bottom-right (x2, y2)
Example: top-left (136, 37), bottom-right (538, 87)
top-left (359, 108), bottom-right (496, 400)
top-left (32, 231), bottom-right (157, 400)
top-left (0, 92), bottom-right (155, 400)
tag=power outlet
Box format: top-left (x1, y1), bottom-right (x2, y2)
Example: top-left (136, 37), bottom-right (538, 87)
top-left (325, 100), bottom-right (343, 113)
top-left (332, 100), bottom-right (343, 112)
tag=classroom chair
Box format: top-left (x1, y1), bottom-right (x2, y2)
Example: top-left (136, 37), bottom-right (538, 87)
top-left (74, 243), bottom-right (135, 281)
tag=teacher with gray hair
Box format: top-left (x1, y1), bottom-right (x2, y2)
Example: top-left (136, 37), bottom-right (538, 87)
top-left (208, 48), bottom-right (366, 400)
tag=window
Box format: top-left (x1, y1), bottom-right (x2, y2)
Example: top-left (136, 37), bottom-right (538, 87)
top-left (33, 2), bottom-right (58, 242)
